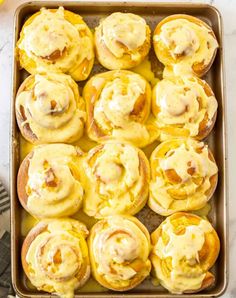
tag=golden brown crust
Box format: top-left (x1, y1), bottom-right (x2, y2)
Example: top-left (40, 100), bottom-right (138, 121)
top-left (196, 79), bottom-right (217, 140)
top-left (15, 76), bottom-right (38, 143)
top-left (17, 151), bottom-right (33, 211)
top-left (137, 151), bottom-right (150, 210)
top-left (84, 80), bottom-right (107, 140)
top-left (21, 221), bottom-right (48, 278)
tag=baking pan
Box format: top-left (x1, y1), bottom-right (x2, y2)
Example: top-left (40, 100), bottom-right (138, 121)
top-left (10, 1), bottom-right (228, 297)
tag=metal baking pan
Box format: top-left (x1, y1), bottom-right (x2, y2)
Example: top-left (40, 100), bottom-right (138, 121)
top-left (10, 1), bottom-right (228, 297)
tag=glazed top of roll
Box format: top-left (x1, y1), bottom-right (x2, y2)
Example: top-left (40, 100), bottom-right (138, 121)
top-left (82, 142), bottom-right (149, 218)
top-left (154, 15), bottom-right (218, 76)
top-left (93, 72), bottom-right (148, 127)
top-left (151, 213), bottom-right (220, 294)
top-left (89, 215), bottom-right (151, 290)
top-left (15, 72), bottom-right (86, 144)
top-left (156, 141), bottom-right (217, 186)
top-left (23, 219), bottom-right (90, 298)
top-left (18, 144), bottom-right (84, 218)
top-left (84, 70), bottom-right (158, 147)
top-left (149, 139), bottom-right (218, 215)
top-left (100, 12), bottom-right (148, 60)
top-left (17, 7), bottom-right (94, 79)
top-left (152, 76), bottom-right (218, 139)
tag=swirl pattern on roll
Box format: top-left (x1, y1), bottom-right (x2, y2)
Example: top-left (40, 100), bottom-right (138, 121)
top-left (15, 72), bottom-right (86, 144)
top-left (22, 219), bottom-right (90, 298)
top-left (82, 142), bottom-right (150, 218)
top-left (17, 144), bottom-right (84, 218)
top-left (95, 12), bottom-right (151, 69)
top-left (88, 215), bottom-right (151, 291)
top-left (148, 139), bottom-right (218, 216)
top-left (83, 70), bottom-right (158, 147)
top-left (150, 212), bottom-right (220, 294)
top-left (153, 14), bottom-right (218, 77)
top-left (152, 76), bottom-right (218, 140)
top-left (16, 7), bottom-right (94, 81)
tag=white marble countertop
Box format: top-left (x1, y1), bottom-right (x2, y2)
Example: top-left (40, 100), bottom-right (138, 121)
top-left (0, 0), bottom-right (235, 297)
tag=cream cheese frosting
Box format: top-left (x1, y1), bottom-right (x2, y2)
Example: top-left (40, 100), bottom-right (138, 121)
top-left (152, 216), bottom-right (214, 294)
top-left (90, 216), bottom-right (151, 289)
top-left (25, 144), bottom-right (84, 218)
top-left (149, 139), bottom-right (218, 215)
top-left (17, 7), bottom-right (94, 80)
top-left (154, 17), bottom-right (218, 77)
top-left (16, 73), bottom-right (86, 143)
top-left (85, 71), bottom-right (157, 147)
top-left (25, 219), bottom-right (90, 298)
top-left (83, 143), bottom-right (149, 218)
top-left (153, 77), bottom-right (218, 139)
top-left (101, 12), bottom-right (147, 59)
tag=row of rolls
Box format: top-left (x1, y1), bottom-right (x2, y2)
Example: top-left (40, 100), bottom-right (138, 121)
top-left (15, 70), bottom-right (218, 147)
top-left (18, 141), bottom-right (218, 218)
top-left (15, 7), bottom-right (219, 147)
top-left (22, 214), bottom-right (220, 297)
top-left (15, 6), bottom-right (220, 298)
top-left (18, 141), bottom-right (219, 297)
top-left (16, 7), bottom-right (218, 79)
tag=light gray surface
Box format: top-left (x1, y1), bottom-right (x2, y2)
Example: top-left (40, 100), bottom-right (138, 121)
top-left (0, 0), bottom-right (235, 297)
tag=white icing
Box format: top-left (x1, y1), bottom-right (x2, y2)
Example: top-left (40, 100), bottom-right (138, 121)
top-left (149, 139), bottom-right (218, 215)
top-left (16, 73), bottom-right (86, 143)
top-left (101, 12), bottom-right (147, 58)
top-left (154, 18), bottom-right (218, 77)
top-left (83, 143), bottom-right (146, 218)
top-left (153, 77), bottom-right (218, 137)
top-left (26, 144), bottom-right (84, 218)
top-left (92, 216), bottom-right (150, 284)
top-left (153, 217), bottom-right (213, 293)
top-left (25, 219), bottom-right (89, 298)
top-left (18, 7), bottom-right (94, 77)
